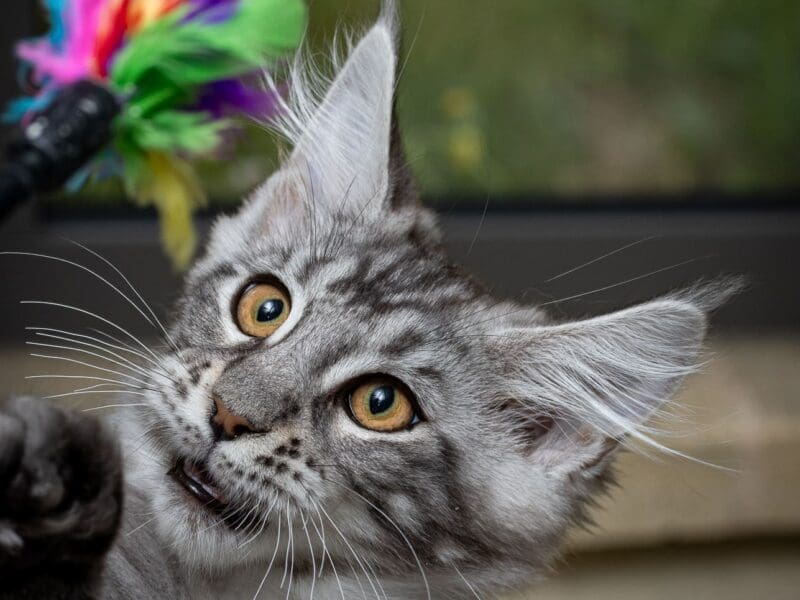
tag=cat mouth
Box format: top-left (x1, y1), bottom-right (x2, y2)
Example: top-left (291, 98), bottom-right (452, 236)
top-left (168, 459), bottom-right (268, 532)
top-left (168, 459), bottom-right (232, 520)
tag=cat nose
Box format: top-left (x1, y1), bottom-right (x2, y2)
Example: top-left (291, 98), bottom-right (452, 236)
top-left (210, 395), bottom-right (259, 441)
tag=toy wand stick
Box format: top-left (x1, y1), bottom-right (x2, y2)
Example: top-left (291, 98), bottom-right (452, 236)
top-left (0, 80), bottom-right (119, 221)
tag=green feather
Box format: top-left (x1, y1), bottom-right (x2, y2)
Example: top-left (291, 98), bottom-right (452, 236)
top-left (111, 0), bottom-right (306, 159)
top-left (106, 0), bottom-right (306, 270)
top-left (119, 110), bottom-right (229, 153)
top-left (111, 0), bottom-right (306, 96)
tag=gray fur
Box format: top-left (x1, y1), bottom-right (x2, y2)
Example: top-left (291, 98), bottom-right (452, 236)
top-left (0, 5), bottom-right (740, 599)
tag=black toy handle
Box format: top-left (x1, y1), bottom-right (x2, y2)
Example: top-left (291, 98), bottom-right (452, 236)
top-left (0, 80), bottom-right (120, 220)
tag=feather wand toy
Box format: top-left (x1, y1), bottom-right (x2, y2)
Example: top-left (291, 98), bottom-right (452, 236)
top-left (1, 0), bottom-right (306, 268)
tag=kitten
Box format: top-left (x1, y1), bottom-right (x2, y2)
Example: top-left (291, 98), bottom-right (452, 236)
top-left (0, 4), bottom-right (737, 599)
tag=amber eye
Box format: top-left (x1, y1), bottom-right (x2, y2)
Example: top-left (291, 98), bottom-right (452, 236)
top-left (235, 281), bottom-right (291, 337)
top-left (348, 379), bottom-right (419, 432)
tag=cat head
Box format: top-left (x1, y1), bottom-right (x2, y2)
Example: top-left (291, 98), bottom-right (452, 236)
top-left (134, 7), bottom-right (733, 595)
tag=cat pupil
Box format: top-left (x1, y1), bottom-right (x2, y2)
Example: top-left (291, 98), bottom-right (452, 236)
top-left (256, 299), bottom-right (284, 322)
top-left (369, 386), bottom-right (395, 414)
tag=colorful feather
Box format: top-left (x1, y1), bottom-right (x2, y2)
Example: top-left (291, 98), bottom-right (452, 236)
top-left (8, 0), bottom-right (306, 268)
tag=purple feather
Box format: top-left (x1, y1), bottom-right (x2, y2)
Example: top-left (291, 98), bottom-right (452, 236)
top-left (193, 78), bottom-right (280, 119)
top-left (183, 0), bottom-right (240, 24)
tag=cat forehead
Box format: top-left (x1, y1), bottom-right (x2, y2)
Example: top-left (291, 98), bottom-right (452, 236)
top-left (202, 173), bottom-right (425, 268)
top-left (178, 226), bottom-right (497, 386)
top-left (195, 228), bottom-right (481, 321)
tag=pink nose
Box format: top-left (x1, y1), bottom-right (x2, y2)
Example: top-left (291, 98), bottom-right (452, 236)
top-left (211, 395), bottom-right (256, 440)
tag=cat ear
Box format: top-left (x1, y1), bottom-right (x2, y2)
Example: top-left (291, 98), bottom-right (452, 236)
top-left (283, 16), bottom-right (402, 217)
top-left (487, 293), bottom-right (718, 473)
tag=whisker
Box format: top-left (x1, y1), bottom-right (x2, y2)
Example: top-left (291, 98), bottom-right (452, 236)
top-left (26, 374), bottom-right (142, 389)
top-left (125, 515), bottom-right (158, 537)
top-left (126, 422), bottom-right (173, 459)
top-left (238, 497), bottom-right (277, 549)
top-left (252, 513), bottom-right (282, 600)
top-left (21, 300), bottom-right (163, 364)
top-left (73, 382), bottom-right (122, 393)
top-left (44, 389), bottom-right (148, 399)
top-left (26, 341), bottom-right (161, 385)
top-left (28, 327), bottom-right (176, 382)
top-left (0, 251), bottom-right (159, 330)
top-left (237, 502), bottom-right (265, 540)
top-left (82, 403), bottom-right (149, 412)
top-left (542, 235), bottom-right (661, 283)
top-left (430, 256), bottom-right (705, 343)
top-left (29, 353), bottom-right (150, 386)
top-left (452, 563), bottom-right (485, 600)
top-left (67, 240), bottom-right (179, 352)
top-left (538, 257), bottom-right (703, 308)
top-left (280, 505), bottom-right (292, 589)
top-left (315, 501), bottom-right (380, 600)
top-left (308, 501), bottom-right (345, 600)
top-left (330, 481), bottom-right (431, 600)
top-left (467, 195), bottom-right (490, 256)
top-left (285, 504), bottom-right (295, 600)
top-left (299, 509), bottom-right (318, 600)
top-left (88, 327), bottom-right (141, 355)
top-left (28, 332), bottom-right (175, 385)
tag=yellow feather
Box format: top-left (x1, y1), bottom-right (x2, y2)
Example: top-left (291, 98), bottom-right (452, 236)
top-left (129, 0), bottom-right (180, 31)
top-left (135, 151), bottom-right (206, 270)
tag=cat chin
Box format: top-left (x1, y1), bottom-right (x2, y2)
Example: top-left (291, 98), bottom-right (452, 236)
top-left (150, 483), bottom-right (277, 573)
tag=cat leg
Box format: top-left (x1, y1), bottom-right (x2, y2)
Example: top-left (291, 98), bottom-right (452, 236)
top-left (0, 396), bottom-right (123, 600)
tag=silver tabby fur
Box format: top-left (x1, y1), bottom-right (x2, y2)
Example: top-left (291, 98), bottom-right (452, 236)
top-left (1, 3), bottom-right (737, 599)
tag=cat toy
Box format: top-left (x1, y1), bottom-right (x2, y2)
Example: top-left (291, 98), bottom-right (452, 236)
top-left (0, 0), bottom-right (306, 267)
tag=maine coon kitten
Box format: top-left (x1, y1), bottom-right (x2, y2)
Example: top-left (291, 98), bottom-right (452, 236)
top-left (0, 5), bottom-right (737, 599)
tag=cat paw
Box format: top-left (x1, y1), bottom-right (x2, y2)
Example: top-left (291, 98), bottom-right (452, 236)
top-left (0, 397), bottom-right (123, 570)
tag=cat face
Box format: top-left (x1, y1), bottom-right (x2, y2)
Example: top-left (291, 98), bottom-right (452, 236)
top-left (132, 10), bottom-right (723, 596)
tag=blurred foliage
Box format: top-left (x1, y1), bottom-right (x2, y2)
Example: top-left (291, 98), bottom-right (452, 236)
top-left (73, 0), bottom-right (800, 205)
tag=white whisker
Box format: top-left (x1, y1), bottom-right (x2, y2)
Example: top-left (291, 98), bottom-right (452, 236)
top-left (82, 403), bottom-right (148, 412)
top-left (537, 258), bottom-right (702, 308)
top-left (453, 563), bottom-right (484, 600)
top-left (28, 333), bottom-right (174, 385)
top-left (29, 352), bottom-right (150, 386)
top-left (21, 300), bottom-right (163, 364)
top-left (299, 510), bottom-right (318, 600)
top-left (252, 513), bottom-right (282, 600)
top-left (26, 341), bottom-right (158, 385)
top-left (26, 374), bottom-right (141, 389)
top-left (542, 236), bottom-right (660, 283)
top-left (67, 240), bottom-right (180, 351)
top-left (238, 497), bottom-right (277, 549)
top-left (0, 251), bottom-right (158, 329)
top-left (331, 481), bottom-right (430, 600)
top-left (125, 516), bottom-right (158, 537)
top-left (285, 504), bottom-right (295, 600)
top-left (281, 506), bottom-right (292, 589)
top-left (73, 383), bottom-right (120, 393)
top-left (44, 388), bottom-right (148, 400)
top-left (315, 501), bottom-right (379, 600)
top-left (309, 501), bottom-right (344, 600)
top-left (27, 327), bottom-right (176, 382)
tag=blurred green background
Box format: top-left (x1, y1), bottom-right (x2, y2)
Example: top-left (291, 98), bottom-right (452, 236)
top-left (38, 0), bottom-right (800, 205)
top-left (215, 0), bottom-right (800, 203)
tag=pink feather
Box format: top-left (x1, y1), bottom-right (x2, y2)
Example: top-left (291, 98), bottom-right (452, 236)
top-left (17, 0), bottom-right (106, 86)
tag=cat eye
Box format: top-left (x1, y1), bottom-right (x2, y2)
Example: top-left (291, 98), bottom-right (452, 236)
top-left (347, 378), bottom-right (420, 432)
top-left (235, 280), bottom-right (291, 337)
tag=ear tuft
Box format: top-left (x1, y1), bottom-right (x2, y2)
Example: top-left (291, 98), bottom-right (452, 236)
top-left (666, 275), bottom-right (747, 312)
top-left (265, 14), bottom-right (399, 215)
top-left (489, 285), bottom-right (734, 459)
